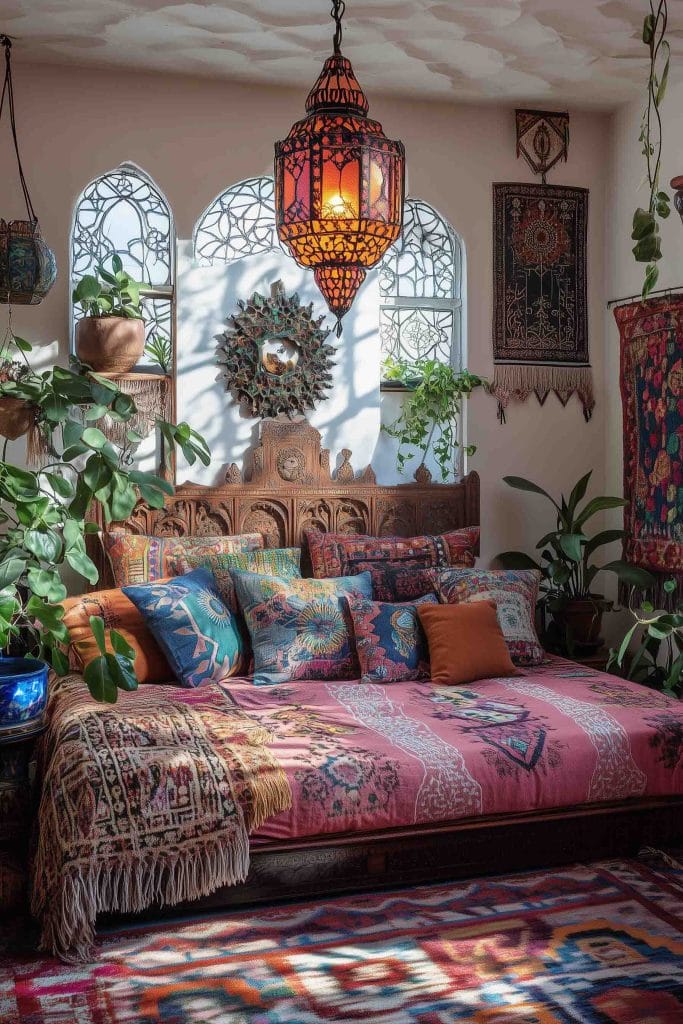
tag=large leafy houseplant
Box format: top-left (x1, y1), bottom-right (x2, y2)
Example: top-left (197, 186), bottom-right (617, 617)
top-left (0, 332), bottom-right (210, 702)
top-left (381, 356), bottom-right (484, 481)
top-left (72, 255), bottom-right (143, 319)
top-left (631, 0), bottom-right (671, 298)
top-left (72, 256), bottom-right (147, 373)
top-left (498, 472), bottom-right (654, 650)
top-left (608, 579), bottom-right (683, 697)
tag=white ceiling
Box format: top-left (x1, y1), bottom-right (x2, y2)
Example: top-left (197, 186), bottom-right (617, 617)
top-left (4, 1), bottom-right (683, 110)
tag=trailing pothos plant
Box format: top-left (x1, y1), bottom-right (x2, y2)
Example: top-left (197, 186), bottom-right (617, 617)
top-left (608, 579), bottom-right (683, 697)
top-left (0, 333), bottom-right (210, 703)
top-left (381, 356), bottom-right (484, 481)
top-left (632, 0), bottom-right (671, 298)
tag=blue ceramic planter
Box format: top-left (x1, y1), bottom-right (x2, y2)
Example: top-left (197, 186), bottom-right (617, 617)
top-left (0, 657), bottom-right (49, 736)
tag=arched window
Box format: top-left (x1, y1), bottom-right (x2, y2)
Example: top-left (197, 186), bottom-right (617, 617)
top-left (193, 176), bottom-right (278, 265)
top-left (379, 199), bottom-right (464, 381)
top-left (70, 162), bottom-right (175, 364)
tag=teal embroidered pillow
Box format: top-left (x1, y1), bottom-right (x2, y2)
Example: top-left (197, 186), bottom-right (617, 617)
top-left (123, 569), bottom-right (241, 687)
top-left (231, 569), bottom-right (372, 685)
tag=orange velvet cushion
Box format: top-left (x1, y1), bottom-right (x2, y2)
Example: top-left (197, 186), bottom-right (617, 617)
top-left (416, 600), bottom-right (517, 685)
top-left (62, 587), bottom-right (172, 684)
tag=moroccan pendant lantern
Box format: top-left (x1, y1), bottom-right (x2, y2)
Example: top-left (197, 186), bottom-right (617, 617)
top-left (0, 35), bottom-right (57, 306)
top-left (274, 0), bottom-right (405, 335)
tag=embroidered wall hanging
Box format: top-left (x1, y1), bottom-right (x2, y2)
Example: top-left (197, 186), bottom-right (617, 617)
top-left (491, 182), bottom-right (593, 422)
top-left (216, 280), bottom-right (335, 419)
top-left (614, 295), bottom-right (683, 599)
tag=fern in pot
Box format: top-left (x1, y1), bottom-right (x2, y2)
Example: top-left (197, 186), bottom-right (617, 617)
top-left (498, 472), bottom-right (654, 652)
top-left (73, 255), bottom-right (146, 374)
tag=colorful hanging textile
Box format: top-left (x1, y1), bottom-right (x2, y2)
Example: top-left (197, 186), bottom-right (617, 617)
top-left (491, 182), bottom-right (593, 421)
top-left (614, 295), bottom-right (683, 599)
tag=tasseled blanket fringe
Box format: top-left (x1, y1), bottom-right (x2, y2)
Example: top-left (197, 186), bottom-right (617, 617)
top-left (489, 364), bottom-right (595, 423)
top-left (31, 826), bottom-right (251, 964)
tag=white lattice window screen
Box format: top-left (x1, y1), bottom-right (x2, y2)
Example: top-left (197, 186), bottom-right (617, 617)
top-left (193, 176), bottom-right (279, 265)
top-left (379, 199), bottom-right (464, 377)
top-left (70, 162), bottom-right (175, 357)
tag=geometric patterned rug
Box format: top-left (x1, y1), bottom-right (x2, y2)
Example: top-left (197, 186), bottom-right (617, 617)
top-left (2, 851), bottom-right (682, 1023)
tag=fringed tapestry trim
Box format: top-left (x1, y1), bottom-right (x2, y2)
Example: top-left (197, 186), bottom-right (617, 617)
top-left (489, 364), bottom-right (595, 422)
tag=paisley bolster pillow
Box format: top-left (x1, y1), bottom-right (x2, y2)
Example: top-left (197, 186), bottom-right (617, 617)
top-left (231, 569), bottom-right (372, 686)
top-left (102, 531), bottom-right (264, 587)
top-left (432, 568), bottom-right (543, 666)
top-left (303, 527), bottom-right (479, 581)
top-left (62, 586), bottom-right (172, 685)
top-left (344, 593), bottom-right (438, 684)
top-left (124, 568), bottom-right (242, 688)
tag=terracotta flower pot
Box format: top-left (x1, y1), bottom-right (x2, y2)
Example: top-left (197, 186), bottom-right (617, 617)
top-left (553, 595), bottom-right (612, 649)
top-left (0, 397), bottom-right (35, 440)
top-left (75, 316), bottom-right (145, 373)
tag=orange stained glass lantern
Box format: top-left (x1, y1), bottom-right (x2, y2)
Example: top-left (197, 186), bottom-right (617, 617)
top-left (274, 1), bottom-right (405, 335)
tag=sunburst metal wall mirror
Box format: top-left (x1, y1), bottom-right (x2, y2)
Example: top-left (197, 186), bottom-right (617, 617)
top-left (216, 280), bottom-right (336, 419)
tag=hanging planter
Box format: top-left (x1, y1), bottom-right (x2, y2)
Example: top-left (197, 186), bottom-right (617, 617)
top-left (0, 36), bottom-right (57, 306)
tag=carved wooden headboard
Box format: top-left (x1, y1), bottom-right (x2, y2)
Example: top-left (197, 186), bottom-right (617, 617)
top-left (91, 418), bottom-right (480, 586)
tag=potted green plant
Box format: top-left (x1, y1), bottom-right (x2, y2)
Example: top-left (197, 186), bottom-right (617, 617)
top-left (498, 472), bottom-right (655, 651)
top-left (0, 354), bottom-right (34, 439)
top-left (73, 255), bottom-right (146, 373)
top-left (608, 580), bottom-right (682, 697)
top-left (381, 355), bottom-right (484, 481)
top-left (0, 332), bottom-right (210, 703)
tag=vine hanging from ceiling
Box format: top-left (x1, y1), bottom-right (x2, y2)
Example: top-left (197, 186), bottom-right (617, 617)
top-left (631, 0), bottom-right (671, 299)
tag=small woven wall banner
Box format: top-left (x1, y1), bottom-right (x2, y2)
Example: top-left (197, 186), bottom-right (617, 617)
top-left (490, 182), bottom-right (593, 422)
top-left (515, 109), bottom-right (569, 184)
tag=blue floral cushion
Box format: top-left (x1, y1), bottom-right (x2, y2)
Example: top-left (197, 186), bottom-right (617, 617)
top-left (123, 569), bottom-right (241, 688)
top-left (344, 593), bottom-right (438, 683)
top-left (231, 570), bottom-right (372, 685)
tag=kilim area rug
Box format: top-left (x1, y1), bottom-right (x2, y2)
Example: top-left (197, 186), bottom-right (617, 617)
top-left (1, 851), bottom-right (683, 1023)
top-left (491, 182), bottom-right (594, 422)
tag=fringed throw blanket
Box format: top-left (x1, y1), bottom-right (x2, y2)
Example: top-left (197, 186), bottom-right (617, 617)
top-left (31, 676), bottom-right (291, 963)
top-left (491, 183), bottom-right (593, 421)
top-left (614, 296), bottom-right (683, 602)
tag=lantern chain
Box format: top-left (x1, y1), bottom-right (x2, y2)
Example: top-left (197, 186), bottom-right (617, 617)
top-left (0, 33), bottom-right (36, 223)
top-left (331, 0), bottom-right (346, 55)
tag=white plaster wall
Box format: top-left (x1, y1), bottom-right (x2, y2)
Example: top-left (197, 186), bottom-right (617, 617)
top-left (0, 61), bottom-right (610, 573)
top-left (175, 241), bottom-right (380, 483)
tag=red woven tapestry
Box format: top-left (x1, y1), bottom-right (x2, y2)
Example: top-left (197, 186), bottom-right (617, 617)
top-left (614, 295), bottom-right (683, 591)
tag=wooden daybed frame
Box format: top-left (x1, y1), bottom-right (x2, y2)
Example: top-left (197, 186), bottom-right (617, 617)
top-left (91, 418), bottom-right (683, 916)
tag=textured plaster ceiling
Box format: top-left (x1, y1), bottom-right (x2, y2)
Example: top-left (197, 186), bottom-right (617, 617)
top-left (4, 1), bottom-right (683, 110)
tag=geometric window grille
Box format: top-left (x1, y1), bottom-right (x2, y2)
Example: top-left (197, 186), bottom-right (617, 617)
top-left (70, 162), bottom-right (175, 359)
top-left (193, 176), bottom-right (280, 265)
top-left (379, 198), bottom-right (464, 383)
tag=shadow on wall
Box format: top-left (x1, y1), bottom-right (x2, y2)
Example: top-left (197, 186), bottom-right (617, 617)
top-left (175, 241), bottom-right (381, 485)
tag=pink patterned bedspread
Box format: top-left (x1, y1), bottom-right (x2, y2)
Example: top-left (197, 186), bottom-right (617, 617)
top-left (217, 657), bottom-right (683, 842)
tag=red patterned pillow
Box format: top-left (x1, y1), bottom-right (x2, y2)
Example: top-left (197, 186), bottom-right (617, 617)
top-left (304, 527), bottom-right (479, 581)
top-left (361, 565), bottom-right (439, 602)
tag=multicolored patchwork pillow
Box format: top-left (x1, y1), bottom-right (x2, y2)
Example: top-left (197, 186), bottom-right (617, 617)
top-left (231, 569), bottom-right (372, 685)
top-left (304, 527), bottom-right (479, 580)
top-left (167, 547), bottom-right (301, 611)
top-left (62, 587), bottom-right (172, 684)
top-left (363, 565), bottom-right (439, 602)
top-left (433, 568), bottom-right (543, 666)
top-left (103, 531), bottom-right (264, 587)
top-left (344, 593), bottom-right (438, 683)
top-left (123, 569), bottom-right (242, 687)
